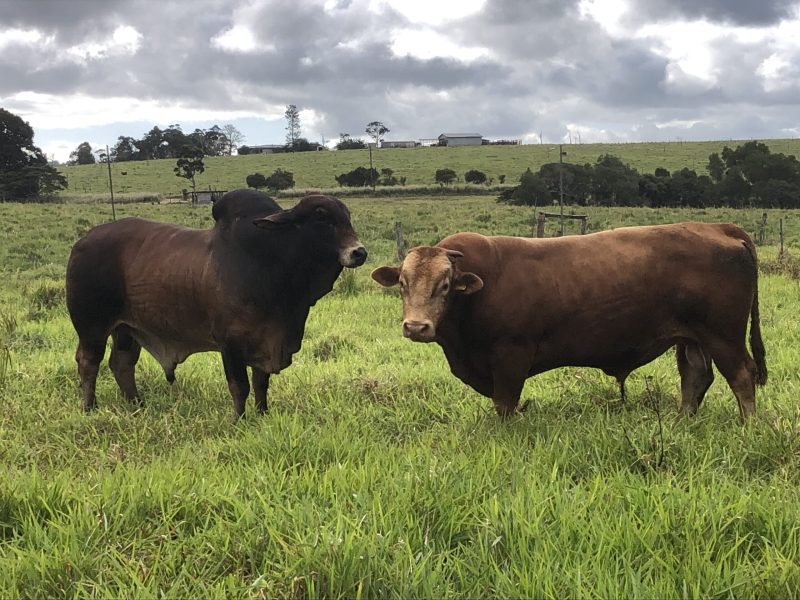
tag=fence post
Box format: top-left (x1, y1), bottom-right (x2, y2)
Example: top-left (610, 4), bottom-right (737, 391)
top-left (580, 216), bottom-right (588, 235)
top-left (757, 212), bottom-right (767, 245)
top-left (394, 221), bottom-right (406, 261)
top-left (779, 218), bottom-right (785, 259)
top-left (536, 212), bottom-right (546, 238)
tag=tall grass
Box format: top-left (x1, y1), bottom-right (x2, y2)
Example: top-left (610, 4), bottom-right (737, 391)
top-left (1, 196), bottom-right (799, 597)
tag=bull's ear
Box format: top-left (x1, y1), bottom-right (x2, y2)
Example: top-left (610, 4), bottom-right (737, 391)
top-left (453, 272), bottom-right (483, 295)
top-left (371, 266), bottom-right (400, 287)
top-left (253, 210), bottom-right (296, 228)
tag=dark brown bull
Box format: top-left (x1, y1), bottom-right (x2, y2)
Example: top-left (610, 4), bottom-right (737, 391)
top-left (66, 189), bottom-right (367, 417)
top-left (372, 223), bottom-right (766, 419)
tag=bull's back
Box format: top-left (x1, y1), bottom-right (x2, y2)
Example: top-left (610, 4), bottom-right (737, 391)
top-left (439, 223), bottom-right (757, 355)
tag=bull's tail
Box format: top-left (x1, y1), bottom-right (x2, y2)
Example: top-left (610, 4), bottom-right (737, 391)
top-left (742, 236), bottom-right (768, 386)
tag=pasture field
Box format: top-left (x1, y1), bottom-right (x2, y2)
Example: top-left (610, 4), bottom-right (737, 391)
top-left (1, 196), bottom-right (800, 598)
top-left (61, 138), bottom-right (800, 197)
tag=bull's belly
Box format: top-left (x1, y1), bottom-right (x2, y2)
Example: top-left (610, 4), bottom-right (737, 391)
top-left (531, 334), bottom-right (688, 378)
top-left (124, 324), bottom-right (216, 377)
top-left (119, 321), bottom-right (295, 377)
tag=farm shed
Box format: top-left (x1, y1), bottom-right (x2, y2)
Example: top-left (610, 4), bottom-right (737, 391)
top-left (247, 144), bottom-right (287, 154)
top-left (189, 190), bottom-right (226, 205)
top-left (381, 140), bottom-right (419, 148)
top-left (437, 133), bottom-right (483, 147)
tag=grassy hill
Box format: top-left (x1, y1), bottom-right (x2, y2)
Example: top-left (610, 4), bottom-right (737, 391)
top-left (61, 138), bottom-right (800, 198)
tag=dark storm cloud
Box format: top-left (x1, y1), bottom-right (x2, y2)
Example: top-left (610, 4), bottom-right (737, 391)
top-left (630, 0), bottom-right (798, 25)
top-left (1, 0), bottom-right (799, 150)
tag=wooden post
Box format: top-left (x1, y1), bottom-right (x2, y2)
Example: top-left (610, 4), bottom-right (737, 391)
top-left (757, 212), bottom-right (767, 245)
top-left (106, 145), bottom-right (116, 221)
top-left (779, 218), bottom-right (785, 259)
top-left (580, 216), bottom-right (588, 235)
top-left (536, 212), bottom-right (546, 238)
top-left (394, 221), bottom-right (406, 261)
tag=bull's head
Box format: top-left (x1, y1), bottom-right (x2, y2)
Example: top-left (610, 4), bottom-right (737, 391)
top-left (254, 194), bottom-right (367, 267)
top-left (372, 246), bottom-right (483, 342)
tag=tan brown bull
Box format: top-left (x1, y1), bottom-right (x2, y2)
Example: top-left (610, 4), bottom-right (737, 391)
top-left (372, 223), bottom-right (766, 419)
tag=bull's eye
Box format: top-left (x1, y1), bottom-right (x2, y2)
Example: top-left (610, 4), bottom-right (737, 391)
top-left (441, 281), bottom-right (450, 294)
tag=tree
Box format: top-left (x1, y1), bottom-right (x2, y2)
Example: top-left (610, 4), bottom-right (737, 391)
top-left (174, 145), bottom-right (205, 191)
top-left (68, 142), bottom-right (96, 165)
top-left (752, 179), bottom-right (800, 209)
top-left (712, 167), bottom-right (751, 208)
top-left (195, 125), bottom-right (228, 156)
top-left (638, 171), bottom-right (671, 207)
top-left (379, 168), bottom-right (398, 186)
top-left (538, 162), bottom-right (592, 205)
top-left (285, 104), bottom-right (301, 148)
top-left (336, 166), bottom-right (379, 187)
top-left (237, 145), bottom-right (252, 155)
top-left (246, 173), bottom-right (268, 189)
top-left (667, 168), bottom-right (712, 208)
top-left (590, 154), bottom-right (640, 206)
top-left (221, 124), bottom-right (245, 155)
top-left (707, 152), bottom-right (725, 182)
top-left (465, 169), bottom-right (487, 184)
top-left (496, 168), bottom-right (550, 206)
top-left (365, 121), bottom-right (389, 147)
top-left (435, 168), bottom-right (457, 186)
top-left (0, 108), bottom-right (67, 200)
top-left (265, 169), bottom-right (295, 191)
top-left (111, 136), bottom-right (139, 162)
top-left (288, 138), bottom-right (317, 152)
top-left (336, 133), bottom-right (366, 150)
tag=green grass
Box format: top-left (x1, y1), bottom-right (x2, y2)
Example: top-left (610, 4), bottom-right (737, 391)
top-left (59, 138), bottom-right (800, 197)
top-left (2, 196), bottom-right (800, 597)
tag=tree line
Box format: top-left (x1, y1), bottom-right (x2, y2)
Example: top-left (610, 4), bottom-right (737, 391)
top-left (0, 108), bottom-right (67, 200)
top-left (497, 142), bottom-right (800, 209)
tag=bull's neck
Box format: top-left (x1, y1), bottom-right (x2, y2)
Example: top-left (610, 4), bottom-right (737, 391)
top-left (435, 296), bottom-right (468, 356)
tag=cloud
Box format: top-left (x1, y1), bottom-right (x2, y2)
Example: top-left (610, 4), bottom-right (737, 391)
top-left (0, 0), bottom-right (798, 164)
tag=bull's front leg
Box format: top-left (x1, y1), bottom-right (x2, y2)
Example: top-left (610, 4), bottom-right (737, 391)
top-left (221, 345), bottom-right (250, 419)
top-left (490, 342), bottom-right (532, 417)
top-left (252, 367), bottom-right (270, 414)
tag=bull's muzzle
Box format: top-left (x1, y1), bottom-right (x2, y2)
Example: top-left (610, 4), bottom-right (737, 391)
top-left (341, 244), bottom-right (368, 267)
top-left (403, 319), bottom-right (434, 342)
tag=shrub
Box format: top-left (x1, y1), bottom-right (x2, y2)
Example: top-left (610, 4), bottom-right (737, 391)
top-left (379, 168), bottom-right (399, 186)
top-left (465, 169), bottom-right (487, 185)
top-left (246, 173), bottom-right (268, 189)
top-left (335, 167), bottom-right (379, 187)
top-left (435, 168), bottom-right (457, 186)
top-left (265, 169), bottom-right (295, 191)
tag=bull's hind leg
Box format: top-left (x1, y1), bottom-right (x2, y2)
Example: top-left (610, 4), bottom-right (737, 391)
top-left (109, 325), bottom-right (143, 404)
top-left (252, 367), bottom-right (270, 414)
top-left (75, 336), bottom-right (106, 411)
top-left (676, 342), bottom-right (714, 416)
top-left (706, 338), bottom-right (758, 420)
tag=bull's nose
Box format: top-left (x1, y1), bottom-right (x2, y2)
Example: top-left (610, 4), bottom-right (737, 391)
top-left (403, 320), bottom-right (433, 340)
top-left (350, 246), bottom-right (367, 266)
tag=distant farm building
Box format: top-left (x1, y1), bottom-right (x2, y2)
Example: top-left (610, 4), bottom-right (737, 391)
top-left (247, 144), bottom-right (287, 154)
top-left (189, 190), bottom-right (226, 204)
top-left (437, 133), bottom-right (483, 147)
top-left (381, 140), bottom-right (419, 149)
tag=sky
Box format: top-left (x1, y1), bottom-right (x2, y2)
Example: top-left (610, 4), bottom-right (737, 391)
top-left (1, 0), bottom-right (799, 162)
